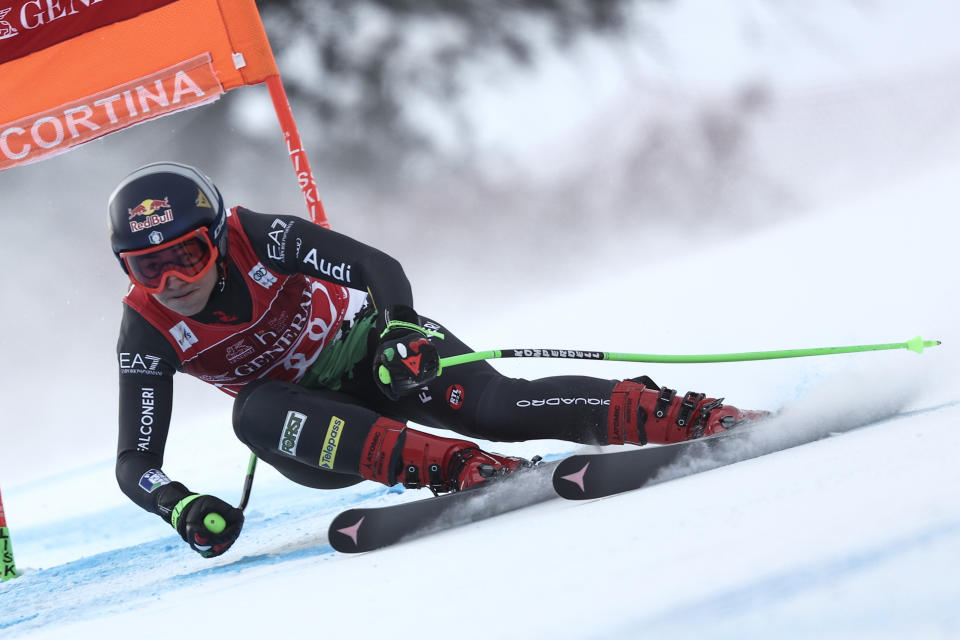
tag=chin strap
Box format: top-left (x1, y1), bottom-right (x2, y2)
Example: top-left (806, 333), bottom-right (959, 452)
top-left (215, 259), bottom-right (227, 292)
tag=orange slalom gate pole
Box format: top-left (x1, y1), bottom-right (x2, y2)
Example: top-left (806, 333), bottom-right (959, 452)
top-left (0, 486), bottom-right (18, 581)
top-left (265, 74), bottom-right (328, 228)
top-left (226, 72), bottom-right (328, 508)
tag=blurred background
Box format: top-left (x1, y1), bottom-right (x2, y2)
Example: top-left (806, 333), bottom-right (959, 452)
top-left (2, 0), bottom-right (959, 485)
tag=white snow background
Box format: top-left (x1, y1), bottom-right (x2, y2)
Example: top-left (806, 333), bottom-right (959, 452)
top-left (2, 1), bottom-right (959, 638)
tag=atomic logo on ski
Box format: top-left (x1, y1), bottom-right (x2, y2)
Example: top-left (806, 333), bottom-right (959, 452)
top-left (559, 462), bottom-right (590, 492)
top-left (335, 516), bottom-right (365, 546)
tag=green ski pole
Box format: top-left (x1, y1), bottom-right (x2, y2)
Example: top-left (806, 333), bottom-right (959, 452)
top-left (378, 335), bottom-right (941, 386)
top-left (206, 453), bottom-right (258, 537)
top-left (238, 453), bottom-right (258, 511)
top-left (436, 335), bottom-right (941, 369)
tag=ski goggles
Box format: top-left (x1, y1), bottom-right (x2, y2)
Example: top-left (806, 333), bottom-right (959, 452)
top-left (119, 228), bottom-right (218, 294)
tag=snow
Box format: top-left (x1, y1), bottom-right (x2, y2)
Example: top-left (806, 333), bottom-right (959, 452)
top-left (3, 0), bottom-right (960, 637)
top-left (4, 159), bottom-right (958, 638)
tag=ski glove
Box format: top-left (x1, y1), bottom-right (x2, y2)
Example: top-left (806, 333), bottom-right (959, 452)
top-left (171, 494), bottom-right (244, 558)
top-left (372, 305), bottom-right (443, 401)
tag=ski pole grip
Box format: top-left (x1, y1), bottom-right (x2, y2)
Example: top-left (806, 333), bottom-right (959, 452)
top-left (204, 513), bottom-right (226, 535)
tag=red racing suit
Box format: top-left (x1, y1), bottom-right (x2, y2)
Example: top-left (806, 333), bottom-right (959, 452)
top-left (115, 207), bottom-right (412, 518)
top-left (123, 212), bottom-right (352, 396)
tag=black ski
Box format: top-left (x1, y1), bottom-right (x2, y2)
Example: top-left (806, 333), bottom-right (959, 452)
top-left (553, 402), bottom-right (951, 500)
top-left (328, 459), bottom-right (561, 553)
top-left (329, 401), bottom-right (957, 551)
top-left (552, 428), bottom-right (756, 500)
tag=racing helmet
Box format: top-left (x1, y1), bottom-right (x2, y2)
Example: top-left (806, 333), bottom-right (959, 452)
top-left (108, 162), bottom-right (227, 293)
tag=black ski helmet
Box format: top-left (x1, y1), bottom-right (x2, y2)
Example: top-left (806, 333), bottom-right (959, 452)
top-left (108, 162), bottom-right (227, 273)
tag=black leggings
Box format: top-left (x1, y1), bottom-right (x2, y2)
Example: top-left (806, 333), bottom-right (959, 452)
top-left (232, 317), bottom-right (618, 489)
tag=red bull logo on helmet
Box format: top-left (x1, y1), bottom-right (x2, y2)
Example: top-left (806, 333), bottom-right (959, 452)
top-left (128, 197), bottom-right (174, 233)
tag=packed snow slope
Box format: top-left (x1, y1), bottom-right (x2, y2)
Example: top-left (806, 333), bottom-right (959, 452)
top-left (2, 160), bottom-right (958, 638)
top-left (3, 1), bottom-right (960, 638)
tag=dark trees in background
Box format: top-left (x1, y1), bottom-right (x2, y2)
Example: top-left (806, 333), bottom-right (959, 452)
top-left (244, 0), bottom-right (639, 177)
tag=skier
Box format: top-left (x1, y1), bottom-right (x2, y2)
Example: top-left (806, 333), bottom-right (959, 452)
top-left (111, 162), bottom-right (765, 558)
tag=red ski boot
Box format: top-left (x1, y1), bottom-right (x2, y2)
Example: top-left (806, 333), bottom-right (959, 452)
top-left (358, 418), bottom-right (529, 494)
top-left (607, 376), bottom-right (768, 445)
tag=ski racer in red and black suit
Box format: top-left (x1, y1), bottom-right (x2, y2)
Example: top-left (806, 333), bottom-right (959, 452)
top-left (111, 162), bottom-right (765, 558)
